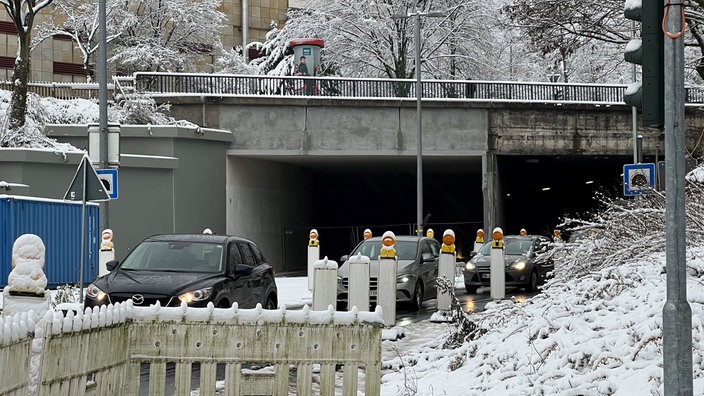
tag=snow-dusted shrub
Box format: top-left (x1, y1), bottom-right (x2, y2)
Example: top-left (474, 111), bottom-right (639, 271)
top-left (51, 284), bottom-right (81, 307)
top-left (109, 94), bottom-right (173, 125)
top-left (550, 164), bottom-right (704, 285)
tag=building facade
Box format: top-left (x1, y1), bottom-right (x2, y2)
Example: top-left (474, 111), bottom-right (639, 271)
top-left (0, 0), bottom-right (290, 82)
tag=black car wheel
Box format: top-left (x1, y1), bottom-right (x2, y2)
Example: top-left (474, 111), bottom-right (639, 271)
top-left (464, 283), bottom-right (478, 294)
top-left (526, 270), bottom-right (539, 292)
top-left (409, 281), bottom-right (424, 311)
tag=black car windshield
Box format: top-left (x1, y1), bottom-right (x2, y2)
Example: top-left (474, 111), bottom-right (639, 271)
top-left (352, 240), bottom-right (417, 260)
top-left (477, 238), bottom-right (532, 256)
top-left (120, 241), bottom-right (224, 273)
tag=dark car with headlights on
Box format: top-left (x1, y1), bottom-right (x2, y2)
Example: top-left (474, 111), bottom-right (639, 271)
top-left (336, 235), bottom-right (441, 311)
top-left (462, 235), bottom-right (553, 294)
top-left (84, 234), bottom-right (278, 310)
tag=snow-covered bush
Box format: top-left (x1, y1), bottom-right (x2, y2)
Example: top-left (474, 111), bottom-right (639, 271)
top-left (551, 168), bottom-right (704, 285)
top-left (0, 89), bottom-right (196, 149)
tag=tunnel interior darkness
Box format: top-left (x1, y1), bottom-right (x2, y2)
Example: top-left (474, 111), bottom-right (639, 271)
top-left (280, 154), bottom-right (637, 267)
top-left (497, 155), bottom-right (631, 238)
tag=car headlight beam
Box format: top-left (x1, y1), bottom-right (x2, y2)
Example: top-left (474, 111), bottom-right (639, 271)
top-left (397, 275), bottom-right (410, 284)
top-left (86, 283), bottom-right (107, 301)
top-left (511, 260), bottom-right (527, 271)
top-left (465, 262), bottom-right (476, 271)
top-left (178, 287), bottom-right (214, 304)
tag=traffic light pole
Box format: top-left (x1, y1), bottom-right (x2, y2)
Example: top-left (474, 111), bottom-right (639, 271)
top-left (662, 0), bottom-right (693, 393)
top-left (98, 0), bottom-right (109, 232)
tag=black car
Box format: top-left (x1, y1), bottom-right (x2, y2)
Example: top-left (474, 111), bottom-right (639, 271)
top-left (336, 235), bottom-right (441, 311)
top-left (84, 234), bottom-right (278, 309)
top-left (462, 235), bottom-right (553, 293)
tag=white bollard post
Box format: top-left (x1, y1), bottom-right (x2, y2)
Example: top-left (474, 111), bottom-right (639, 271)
top-left (377, 231), bottom-right (397, 327)
top-left (307, 229), bottom-right (319, 291)
top-left (312, 256), bottom-right (337, 310)
top-left (437, 229), bottom-right (456, 311)
top-left (99, 228), bottom-right (115, 277)
top-left (490, 227), bottom-right (506, 300)
top-left (473, 228), bottom-right (485, 253)
top-left (348, 252), bottom-right (370, 311)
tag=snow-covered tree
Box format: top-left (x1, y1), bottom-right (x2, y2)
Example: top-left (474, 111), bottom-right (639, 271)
top-left (1, 0), bottom-right (55, 130)
top-left (109, 0), bottom-right (227, 74)
top-left (216, 0), bottom-right (504, 80)
top-left (31, 0), bottom-right (127, 82)
top-left (500, 0), bottom-right (704, 83)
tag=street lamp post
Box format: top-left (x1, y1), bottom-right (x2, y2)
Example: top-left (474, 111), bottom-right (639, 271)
top-left (392, 10), bottom-right (444, 236)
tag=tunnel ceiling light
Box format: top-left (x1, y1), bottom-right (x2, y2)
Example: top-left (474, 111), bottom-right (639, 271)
top-left (542, 187), bottom-right (551, 191)
top-left (585, 180), bottom-right (594, 184)
top-left (506, 193), bottom-right (511, 197)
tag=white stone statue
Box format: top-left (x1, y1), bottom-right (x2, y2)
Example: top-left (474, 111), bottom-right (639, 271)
top-left (7, 234), bottom-right (48, 295)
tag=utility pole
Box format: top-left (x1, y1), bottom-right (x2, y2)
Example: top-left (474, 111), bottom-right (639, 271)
top-left (98, 0), bottom-right (109, 232)
top-left (391, 9), bottom-right (444, 235)
top-left (662, 0), bottom-right (693, 393)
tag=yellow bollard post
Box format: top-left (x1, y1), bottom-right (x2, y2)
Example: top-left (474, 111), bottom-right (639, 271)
top-left (377, 231), bottom-right (397, 327)
top-left (437, 229), bottom-right (456, 311)
top-left (490, 227), bottom-right (505, 300)
top-left (307, 229), bottom-right (319, 291)
top-left (473, 229), bottom-right (485, 253)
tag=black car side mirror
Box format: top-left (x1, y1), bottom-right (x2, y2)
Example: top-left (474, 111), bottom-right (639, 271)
top-left (106, 260), bottom-right (119, 271)
top-left (340, 255), bottom-right (349, 263)
top-left (468, 251), bottom-right (478, 259)
top-left (422, 252), bottom-right (435, 262)
top-left (235, 264), bottom-right (253, 276)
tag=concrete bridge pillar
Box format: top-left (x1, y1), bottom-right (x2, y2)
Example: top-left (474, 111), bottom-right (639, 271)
top-left (482, 153), bottom-right (501, 232)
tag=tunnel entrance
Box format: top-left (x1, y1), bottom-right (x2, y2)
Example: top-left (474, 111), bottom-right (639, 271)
top-left (497, 155), bottom-right (635, 238)
top-left (273, 153), bottom-right (636, 272)
top-left (279, 156), bottom-right (484, 270)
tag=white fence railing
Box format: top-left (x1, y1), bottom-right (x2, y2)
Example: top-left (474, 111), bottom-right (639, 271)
top-left (0, 302), bottom-right (384, 396)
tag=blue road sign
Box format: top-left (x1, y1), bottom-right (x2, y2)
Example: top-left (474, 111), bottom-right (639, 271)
top-left (623, 163), bottom-right (655, 196)
top-left (96, 169), bottom-right (118, 199)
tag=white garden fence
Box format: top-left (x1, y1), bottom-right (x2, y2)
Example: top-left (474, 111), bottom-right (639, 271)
top-left (0, 302), bottom-right (383, 396)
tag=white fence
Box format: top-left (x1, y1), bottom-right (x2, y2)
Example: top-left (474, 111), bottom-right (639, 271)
top-left (0, 302), bottom-right (383, 396)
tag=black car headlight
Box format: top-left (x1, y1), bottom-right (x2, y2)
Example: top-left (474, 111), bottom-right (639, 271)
top-left (510, 260), bottom-right (527, 270)
top-left (465, 262), bottom-right (476, 271)
top-left (397, 275), bottom-right (411, 284)
top-left (178, 287), bottom-right (214, 304)
top-left (85, 283), bottom-right (107, 301)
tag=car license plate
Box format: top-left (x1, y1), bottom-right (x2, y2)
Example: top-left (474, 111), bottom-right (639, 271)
top-left (481, 273), bottom-right (490, 280)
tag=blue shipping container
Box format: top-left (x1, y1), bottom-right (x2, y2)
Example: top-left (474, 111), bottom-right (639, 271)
top-left (0, 195), bottom-right (100, 288)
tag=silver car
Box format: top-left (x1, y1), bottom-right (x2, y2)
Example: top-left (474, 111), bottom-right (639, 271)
top-left (336, 235), bottom-right (441, 311)
top-left (462, 235), bottom-right (553, 294)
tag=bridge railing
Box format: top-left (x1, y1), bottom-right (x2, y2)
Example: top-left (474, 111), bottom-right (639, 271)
top-left (133, 72), bottom-right (632, 103)
top-left (4, 73), bottom-right (704, 104)
top-left (132, 72), bottom-right (704, 104)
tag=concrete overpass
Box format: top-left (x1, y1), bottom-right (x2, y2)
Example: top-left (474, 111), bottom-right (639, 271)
top-left (158, 95), bottom-right (702, 268)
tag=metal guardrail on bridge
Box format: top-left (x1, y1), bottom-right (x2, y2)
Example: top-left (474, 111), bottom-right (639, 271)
top-left (4, 73), bottom-right (704, 104)
top-left (132, 72), bottom-right (704, 104)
